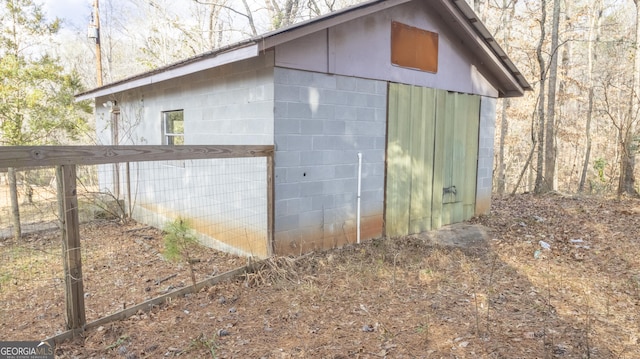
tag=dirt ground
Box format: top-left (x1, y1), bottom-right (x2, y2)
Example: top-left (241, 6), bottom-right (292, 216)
top-left (3, 193), bottom-right (640, 358)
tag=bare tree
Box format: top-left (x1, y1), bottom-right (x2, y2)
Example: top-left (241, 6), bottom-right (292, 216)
top-left (578, 0), bottom-right (603, 192)
top-left (542, 0), bottom-right (561, 192)
top-left (496, 0), bottom-right (517, 195)
top-left (534, 0), bottom-right (548, 194)
top-left (619, 0), bottom-right (640, 196)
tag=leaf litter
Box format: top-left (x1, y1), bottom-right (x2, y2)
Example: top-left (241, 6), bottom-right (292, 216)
top-left (15, 194), bottom-right (640, 357)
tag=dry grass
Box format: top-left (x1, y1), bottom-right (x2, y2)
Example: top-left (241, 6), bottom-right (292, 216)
top-left (3, 193), bottom-right (640, 358)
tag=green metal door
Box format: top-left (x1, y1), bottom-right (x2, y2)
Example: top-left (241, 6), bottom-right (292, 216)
top-left (386, 83), bottom-right (480, 237)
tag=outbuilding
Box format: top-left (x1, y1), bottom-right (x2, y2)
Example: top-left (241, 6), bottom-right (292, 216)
top-left (76, 0), bottom-right (530, 257)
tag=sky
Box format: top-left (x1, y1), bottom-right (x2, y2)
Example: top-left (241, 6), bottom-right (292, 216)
top-left (43, 0), bottom-right (93, 30)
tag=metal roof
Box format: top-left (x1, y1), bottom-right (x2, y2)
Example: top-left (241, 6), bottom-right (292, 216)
top-left (75, 0), bottom-right (530, 101)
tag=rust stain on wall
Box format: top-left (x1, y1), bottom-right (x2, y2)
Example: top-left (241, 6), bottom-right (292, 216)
top-left (136, 203), bottom-right (269, 258)
top-left (274, 214), bottom-right (384, 256)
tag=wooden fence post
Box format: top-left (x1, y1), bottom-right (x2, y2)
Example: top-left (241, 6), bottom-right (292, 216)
top-left (58, 164), bottom-right (86, 330)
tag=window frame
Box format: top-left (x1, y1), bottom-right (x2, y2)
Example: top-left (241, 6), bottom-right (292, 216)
top-left (162, 110), bottom-right (185, 145)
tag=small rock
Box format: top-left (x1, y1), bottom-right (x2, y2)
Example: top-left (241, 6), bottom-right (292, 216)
top-left (118, 345), bottom-right (127, 355)
top-left (217, 329), bottom-right (230, 337)
top-left (143, 344), bottom-right (158, 353)
top-left (229, 307), bottom-right (237, 313)
top-left (362, 324), bottom-right (374, 332)
top-left (553, 344), bottom-right (568, 355)
top-left (539, 240), bottom-right (551, 250)
top-left (218, 296), bottom-right (226, 304)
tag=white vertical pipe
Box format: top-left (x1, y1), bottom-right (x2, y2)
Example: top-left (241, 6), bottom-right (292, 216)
top-left (357, 152), bottom-right (362, 244)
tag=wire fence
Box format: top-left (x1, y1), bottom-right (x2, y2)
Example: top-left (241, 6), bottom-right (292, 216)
top-left (0, 145), bottom-right (273, 341)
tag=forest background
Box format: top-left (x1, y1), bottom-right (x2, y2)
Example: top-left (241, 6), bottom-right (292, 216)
top-left (2, 0), bottom-right (640, 198)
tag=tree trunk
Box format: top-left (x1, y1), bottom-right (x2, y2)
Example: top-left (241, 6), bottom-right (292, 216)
top-left (496, 0), bottom-right (515, 195)
top-left (543, 0), bottom-right (561, 192)
top-left (579, 0), bottom-right (602, 192)
top-left (497, 99), bottom-right (509, 194)
top-left (619, 0), bottom-right (640, 196)
top-left (8, 167), bottom-right (21, 241)
top-left (534, 0), bottom-right (548, 194)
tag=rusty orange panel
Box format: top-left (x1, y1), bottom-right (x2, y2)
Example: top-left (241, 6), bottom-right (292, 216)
top-left (391, 21), bottom-right (438, 73)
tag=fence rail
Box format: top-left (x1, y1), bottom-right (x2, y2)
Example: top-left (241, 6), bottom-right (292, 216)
top-left (0, 145), bottom-right (274, 338)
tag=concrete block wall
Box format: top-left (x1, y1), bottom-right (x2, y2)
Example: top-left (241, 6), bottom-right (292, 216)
top-left (93, 54), bottom-right (276, 258)
top-left (273, 68), bottom-right (387, 254)
top-left (96, 52), bottom-right (275, 147)
top-left (476, 96), bottom-right (497, 215)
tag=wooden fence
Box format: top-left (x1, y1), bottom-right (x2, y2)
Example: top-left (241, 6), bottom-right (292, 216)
top-left (0, 145), bottom-right (274, 338)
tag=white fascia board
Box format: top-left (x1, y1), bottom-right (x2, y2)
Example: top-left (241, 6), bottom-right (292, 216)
top-left (76, 44), bottom-right (259, 101)
top-left (442, 0), bottom-right (524, 96)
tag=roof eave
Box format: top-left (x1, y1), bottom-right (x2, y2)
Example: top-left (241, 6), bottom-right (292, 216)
top-left (75, 43), bottom-right (259, 102)
top-left (446, 0), bottom-right (531, 95)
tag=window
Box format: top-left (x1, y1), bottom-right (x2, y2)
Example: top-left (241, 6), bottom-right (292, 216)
top-left (162, 110), bottom-right (184, 145)
top-left (391, 21), bottom-right (439, 73)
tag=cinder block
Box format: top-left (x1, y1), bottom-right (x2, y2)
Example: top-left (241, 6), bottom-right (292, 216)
top-left (324, 120), bottom-right (346, 135)
top-left (360, 189), bottom-right (384, 203)
top-left (274, 213), bottom-right (299, 232)
top-left (353, 136), bottom-right (376, 150)
top-left (356, 107), bottom-right (376, 122)
top-left (323, 150), bottom-right (359, 165)
top-left (274, 67), bottom-right (289, 84)
top-left (285, 135), bottom-right (313, 151)
top-left (276, 183), bottom-right (301, 199)
top-left (336, 76), bottom-right (357, 91)
top-left (320, 89), bottom-right (343, 105)
top-left (362, 175), bottom-right (384, 191)
top-left (356, 78), bottom-right (377, 93)
top-left (282, 198), bottom-right (300, 216)
top-left (275, 85), bottom-right (302, 102)
top-left (346, 121), bottom-right (382, 136)
top-left (312, 195), bottom-right (334, 210)
top-left (300, 181), bottom-right (324, 197)
top-left (299, 210), bottom-right (324, 228)
top-left (311, 73), bottom-right (336, 89)
top-left (332, 192), bottom-right (357, 206)
top-left (322, 179), bottom-right (345, 195)
top-left (274, 167), bottom-right (287, 184)
top-left (300, 151), bottom-right (323, 165)
top-left (335, 164), bottom-right (356, 178)
top-left (275, 200), bottom-right (287, 217)
top-left (275, 150), bottom-right (300, 167)
top-left (311, 136), bottom-right (327, 151)
top-left (335, 106), bottom-right (357, 121)
top-left (288, 70), bottom-right (314, 85)
top-left (311, 104), bottom-right (335, 120)
top-left (299, 197), bottom-right (313, 212)
top-left (287, 102), bottom-right (313, 118)
top-left (301, 120), bottom-right (323, 134)
top-left (347, 93), bottom-right (368, 107)
top-left (371, 93), bottom-right (387, 108)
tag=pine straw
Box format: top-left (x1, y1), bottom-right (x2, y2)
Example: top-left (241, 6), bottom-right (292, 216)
top-left (243, 256), bottom-right (306, 287)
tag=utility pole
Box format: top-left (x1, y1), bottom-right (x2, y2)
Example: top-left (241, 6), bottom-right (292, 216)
top-left (89, 0), bottom-right (103, 86)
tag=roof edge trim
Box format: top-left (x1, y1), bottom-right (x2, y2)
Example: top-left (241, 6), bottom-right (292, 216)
top-left (76, 44), bottom-right (259, 101)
